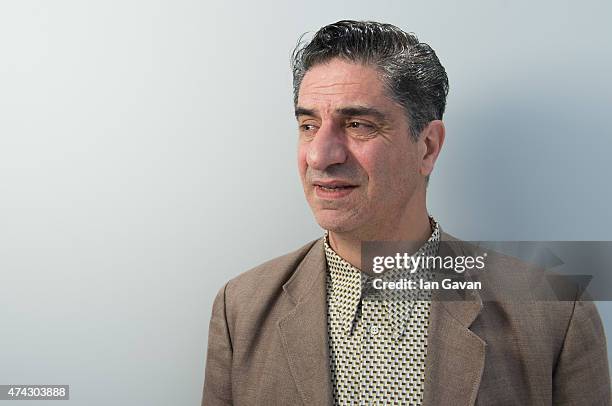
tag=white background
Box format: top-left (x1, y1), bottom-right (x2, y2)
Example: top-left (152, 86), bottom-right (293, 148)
top-left (1, 1), bottom-right (611, 404)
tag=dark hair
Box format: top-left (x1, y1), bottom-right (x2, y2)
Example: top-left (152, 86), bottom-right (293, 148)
top-left (291, 20), bottom-right (449, 140)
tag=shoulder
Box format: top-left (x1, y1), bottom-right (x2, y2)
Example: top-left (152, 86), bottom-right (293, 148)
top-left (226, 238), bottom-right (320, 293)
top-left (212, 238), bottom-right (323, 316)
top-left (448, 233), bottom-right (603, 341)
top-left (442, 234), bottom-right (609, 398)
top-left (442, 231), bottom-right (576, 299)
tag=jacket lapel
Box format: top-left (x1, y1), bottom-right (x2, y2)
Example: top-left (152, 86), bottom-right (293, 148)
top-left (423, 235), bottom-right (486, 406)
top-left (278, 239), bottom-right (333, 405)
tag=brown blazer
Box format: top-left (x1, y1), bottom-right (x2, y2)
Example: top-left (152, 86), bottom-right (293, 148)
top-left (202, 233), bottom-right (611, 405)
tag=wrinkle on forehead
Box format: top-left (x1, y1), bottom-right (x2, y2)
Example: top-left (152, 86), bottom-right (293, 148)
top-left (299, 79), bottom-right (387, 105)
top-left (307, 81), bottom-right (363, 90)
top-left (299, 59), bottom-right (385, 94)
top-left (301, 82), bottom-right (382, 100)
top-left (296, 59), bottom-right (404, 121)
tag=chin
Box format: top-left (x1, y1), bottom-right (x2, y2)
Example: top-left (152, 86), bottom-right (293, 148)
top-left (313, 210), bottom-right (361, 233)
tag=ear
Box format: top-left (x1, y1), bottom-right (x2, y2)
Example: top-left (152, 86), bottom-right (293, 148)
top-left (418, 120), bottom-right (445, 177)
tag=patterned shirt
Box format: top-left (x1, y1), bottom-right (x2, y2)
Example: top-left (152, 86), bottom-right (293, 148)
top-left (324, 219), bottom-right (440, 406)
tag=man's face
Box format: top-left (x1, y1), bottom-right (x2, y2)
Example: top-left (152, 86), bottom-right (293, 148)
top-left (296, 58), bottom-right (425, 236)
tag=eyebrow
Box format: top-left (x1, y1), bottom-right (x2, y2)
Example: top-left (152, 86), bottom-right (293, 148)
top-left (294, 107), bottom-right (316, 118)
top-left (294, 105), bottom-right (389, 122)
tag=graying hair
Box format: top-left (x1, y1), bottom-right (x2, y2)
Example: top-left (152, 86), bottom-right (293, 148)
top-left (291, 20), bottom-right (449, 141)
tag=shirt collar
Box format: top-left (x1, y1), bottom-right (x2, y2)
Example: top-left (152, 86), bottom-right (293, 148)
top-left (324, 218), bottom-right (441, 337)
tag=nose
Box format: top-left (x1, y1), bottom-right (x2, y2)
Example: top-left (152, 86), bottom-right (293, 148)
top-left (306, 122), bottom-right (348, 170)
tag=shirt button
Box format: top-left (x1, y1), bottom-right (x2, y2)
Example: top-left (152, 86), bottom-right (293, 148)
top-left (370, 325), bottom-right (380, 335)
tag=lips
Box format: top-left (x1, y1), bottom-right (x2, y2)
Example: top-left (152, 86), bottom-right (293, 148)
top-left (312, 180), bottom-right (358, 198)
top-left (313, 181), bottom-right (357, 190)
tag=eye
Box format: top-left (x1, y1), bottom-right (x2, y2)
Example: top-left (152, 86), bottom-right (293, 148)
top-left (298, 122), bottom-right (319, 139)
top-left (300, 124), bottom-right (317, 131)
top-left (346, 121), bottom-right (377, 138)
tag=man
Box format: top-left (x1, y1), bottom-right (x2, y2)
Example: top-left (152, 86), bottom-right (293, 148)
top-left (202, 20), bottom-right (610, 405)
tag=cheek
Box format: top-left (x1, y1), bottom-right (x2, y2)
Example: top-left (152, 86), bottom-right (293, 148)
top-left (355, 147), bottom-right (392, 188)
top-left (363, 144), bottom-right (416, 189)
top-left (297, 144), bottom-right (308, 179)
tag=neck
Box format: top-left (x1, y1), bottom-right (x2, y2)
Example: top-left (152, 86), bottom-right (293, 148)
top-left (328, 205), bottom-right (432, 273)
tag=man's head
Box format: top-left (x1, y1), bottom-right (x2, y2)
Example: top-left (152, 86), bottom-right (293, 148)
top-left (292, 20), bottom-right (448, 238)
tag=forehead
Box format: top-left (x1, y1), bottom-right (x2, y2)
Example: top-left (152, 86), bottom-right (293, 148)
top-left (297, 58), bottom-right (394, 111)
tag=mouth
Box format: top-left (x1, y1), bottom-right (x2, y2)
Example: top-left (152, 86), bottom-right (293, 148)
top-left (312, 181), bottom-right (358, 199)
